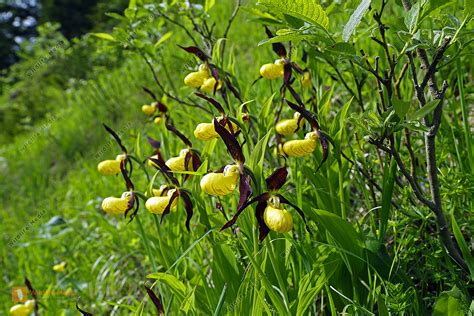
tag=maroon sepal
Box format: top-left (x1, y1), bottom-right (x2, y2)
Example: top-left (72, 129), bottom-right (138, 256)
top-left (266, 166), bottom-right (288, 191)
top-left (302, 50), bottom-right (308, 63)
top-left (287, 84), bottom-right (304, 107)
top-left (283, 63), bottom-right (292, 86)
top-left (156, 101), bottom-right (168, 113)
top-left (148, 157), bottom-right (180, 186)
top-left (147, 136), bottom-right (161, 149)
top-left (291, 62), bottom-right (305, 75)
top-left (103, 123), bottom-right (127, 153)
top-left (144, 286), bottom-right (165, 316)
top-left (142, 86), bottom-right (157, 101)
top-left (178, 45), bottom-right (209, 61)
top-left (190, 150), bottom-right (202, 171)
top-left (120, 160), bottom-right (134, 190)
top-left (315, 132), bottom-right (329, 173)
top-left (76, 302), bottom-right (93, 316)
top-left (237, 174), bottom-right (252, 213)
top-left (211, 67), bottom-right (220, 94)
top-left (224, 78), bottom-right (243, 103)
top-left (195, 92), bottom-right (226, 115)
top-left (160, 190), bottom-right (180, 222)
top-left (25, 277), bottom-right (39, 316)
top-left (256, 200), bottom-right (271, 241)
top-left (277, 194), bottom-right (311, 234)
top-left (264, 26), bottom-right (287, 57)
top-left (286, 100), bottom-right (320, 130)
top-left (164, 116), bottom-right (193, 148)
top-left (221, 192), bottom-right (269, 231)
top-left (213, 118), bottom-right (245, 164)
top-left (180, 191), bottom-right (194, 232)
top-left (125, 194), bottom-right (140, 222)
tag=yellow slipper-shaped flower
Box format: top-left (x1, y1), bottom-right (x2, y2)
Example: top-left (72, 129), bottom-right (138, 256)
top-left (101, 192), bottom-right (132, 215)
top-left (53, 261), bottom-right (66, 273)
top-left (184, 64), bottom-right (210, 87)
top-left (275, 113), bottom-right (304, 136)
top-left (9, 302), bottom-right (33, 316)
top-left (165, 149), bottom-right (192, 171)
top-left (97, 154), bottom-right (126, 175)
top-left (142, 102), bottom-right (157, 116)
top-left (200, 164), bottom-right (240, 196)
top-left (194, 119), bottom-right (239, 141)
top-left (301, 72), bottom-right (312, 88)
top-left (264, 205), bottom-right (293, 233)
top-left (281, 131), bottom-right (318, 157)
top-left (200, 77), bottom-right (222, 93)
top-left (145, 189), bottom-right (178, 214)
top-left (260, 59), bottom-right (285, 79)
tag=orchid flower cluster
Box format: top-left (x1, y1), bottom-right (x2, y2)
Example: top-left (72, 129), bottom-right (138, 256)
top-left (96, 27), bottom-right (330, 240)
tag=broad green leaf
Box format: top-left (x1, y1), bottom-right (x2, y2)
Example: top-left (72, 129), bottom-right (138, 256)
top-left (342, 0), bottom-right (371, 42)
top-left (326, 42), bottom-right (356, 56)
top-left (432, 286), bottom-right (466, 316)
top-left (205, 0), bottom-right (215, 12)
top-left (249, 131), bottom-right (271, 191)
top-left (91, 33), bottom-right (116, 41)
top-left (393, 98), bottom-right (411, 118)
top-left (260, 0), bottom-right (329, 29)
top-left (406, 100), bottom-right (439, 121)
top-left (146, 273), bottom-right (187, 299)
top-left (258, 34), bottom-right (312, 46)
top-left (155, 31), bottom-right (173, 48)
top-left (404, 2), bottom-right (419, 32)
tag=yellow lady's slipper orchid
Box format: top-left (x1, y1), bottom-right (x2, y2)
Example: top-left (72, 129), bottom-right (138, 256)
top-left (281, 131), bottom-right (318, 157)
top-left (260, 59), bottom-right (285, 79)
top-left (194, 119), bottom-right (239, 141)
top-left (142, 103), bottom-right (157, 116)
top-left (165, 149), bottom-right (191, 171)
top-left (97, 154), bottom-right (126, 175)
top-left (23, 301), bottom-right (34, 312)
top-left (184, 64), bottom-right (210, 87)
top-left (200, 164), bottom-right (240, 196)
top-left (145, 189), bottom-right (178, 214)
top-left (154, 117), bottom-right (162, 124)
top-left (53, 261), bottom-right (66, 273)
top-left (151, 184), bottom-right (169, 197)
top-left (200, 77), bottom-right (222, 93)
top-left (275, 113), bottom-right (304, 135)
top-left (301, 72), bottom-right (312, 88)
top-left (101, 192), bottom-right (131, 215)
top-left (264, 205), bottom-right (293, 233)
top-left (147, 154), bottom-right (160, 167)
top-left (9, 304), bottom-right (30, 316)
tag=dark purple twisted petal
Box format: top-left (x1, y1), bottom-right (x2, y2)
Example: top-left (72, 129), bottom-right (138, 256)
top-left (221, 192), bottom-right (269, 231)
top-left (180, 191), bottom-right (194, 232)
top-left (144, 285), bottom-right (165, 315)
top-left (277, 194), bottom-right (311, 234)
top-left (266, 166), bottom-right (288, 191)
top-left (213, 118), bottom-right (244, 164)
top-left (256, 200), bottom-right (270, 241)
